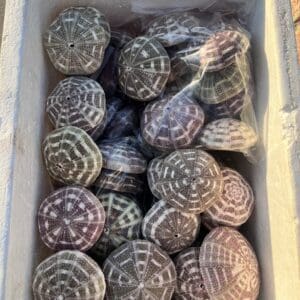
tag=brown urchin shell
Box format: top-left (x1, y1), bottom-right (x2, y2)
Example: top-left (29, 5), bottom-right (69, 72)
top-left (38, 186), bottom-right (105, 251)
top-left (142, 200), bottom-right (200, 254)
top-left (103, 240), bottom-right (177, 300)
top-left (46, 77), bottom-right (106, 133)
top-left (150, 149), bottom-right (223, 214)
top-left (174, 247), bottom-right (209, 300)
top-left (202, 167), bottom-right (254, 228)
top-left (200, 227), bottom-right (260, 299)
top-left (42, 126), bottom-right (102, 187)
top-left (141, 93), bottom-right (205, 151)
top-left (32, 250), bottom-right (106, 300)
top-left (198, 118), bottom-right (258, 152)
top-left (44, 7), bottom-right (110, 75)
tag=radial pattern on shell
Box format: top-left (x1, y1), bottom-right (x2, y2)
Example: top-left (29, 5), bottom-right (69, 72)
top-left (89, 192), bottom-right (143, 261)
top-left (44, 6), bottom-right (110, 75)
top-left (46, 77), bottom-right (106, 132)
top-left (201, 90), bottom-right (246, 122)
top-left (200, 227), bottom-right (260, 300)
top-left (103, 240), bottom-right (177, 300)
top-left (93, 169), bottom-right (143, 195)
top-left (146, 13), bottom-right (204, 47)
top-left (174, 247), bottom-right (209, 300)
top-left (42, 126), bottom-right (102, 186)
top-left (38, 186), bottom-right (105, 251)
top-left (203, 167), bottom-right (255, 228)
top-left (150, 149), bottom-right (224, 214)
top-left (199, 29), bottom-right (250, 72)
top-left (147, 157), bottom-right (164, 199)
top-left (194, 62), bottom-right (247, 104)
top-left (118, 36), bottom-right (171, 101)
top-left (142, 200), bottom-right (200, 254)
top-left (32, 250), bottom-right (106, 300)
top-left (199, 118), bottom-right (258, 152)
top-left (141, 93), bottom-right (205, 151)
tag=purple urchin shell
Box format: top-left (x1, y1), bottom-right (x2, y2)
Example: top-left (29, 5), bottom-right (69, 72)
top-left (141, 93), bottom-right (205, 151)
top-left (198, 118), bottom-right (258, 152)
top-left (150, 149), bottom-right (224, 214)
top-left (199, 29), bottom-right (250, 72)
top-left (46, 77), bottom-right (106, 134)
top-left (200, 227), bottom-right (260, 300)
top-left (174, 247), bottom-right (209, 300)
top-left (38, 186), bottom-right (105, 251)
top-left (202, 167), bottom-right (254, 228)
top-left (142, 200), bottom-right (201, 254)
top-left (103, 240), bottom-right (177, 300)
top-left (32, 250), bottom-right (106, 299)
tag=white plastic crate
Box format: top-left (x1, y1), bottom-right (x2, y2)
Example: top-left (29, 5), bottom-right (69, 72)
top-left (0, 0), bottom-right (299, 299)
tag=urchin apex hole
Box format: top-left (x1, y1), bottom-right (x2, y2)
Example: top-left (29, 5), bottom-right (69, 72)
top-left (56, 163), bottom-right (63, 170)
top-left (192, 177), bottom-right (196, 181)
top-left (66, 96), bottom-right (71, 101)
top-left (69, 43), bottom-right (75, 48)
top-left (174, 234), bottom-right (179, 238)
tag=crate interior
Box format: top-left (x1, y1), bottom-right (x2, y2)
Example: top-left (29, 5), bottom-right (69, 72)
top-left (4, 0), bottom-right (300, 299)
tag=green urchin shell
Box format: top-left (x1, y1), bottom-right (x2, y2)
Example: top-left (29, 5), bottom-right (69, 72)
top-left (42, 126), bottom-right (102, 186)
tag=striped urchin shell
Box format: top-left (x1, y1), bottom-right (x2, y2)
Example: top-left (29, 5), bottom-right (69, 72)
top-left (200, 227), bottom-right (260, 299)
top-left (87, 110), bottom-right (107, 140)
top-left (98, 140), bottom-right (147, 174)
top-left (198, 118), bottom-right (258, 152)
top-left (32, 250), bottom-right (106, 300)
top-left (44, 7), bottom-right (110, 75)
top-left (118, 37), bottom-right (171, 101)
top-left (200, 90), bottom-right (246, 121)
top-left (146, 13), bottom-right (202, 47)
top-left (38, 186), bottom-right (105, 251)
top-left (46, 77), bottom-right (106, 133)
top-left (199, 29), bottom-right (250, 72)
top-left (42, 126), bottom-right (102, 186)
top-left (194, 62), bottom-right (247, 104)
top-left (152, 149), bottom-right (223, 214)
top-left (174, 247), bottom-right (209, 300)
top-left (89, 192), bottom-right (143, 261)
top-left (103, 240), bottom-right (177, 300)
top-left (202, 167), bottom-right (254, 228)
top-left (93, 169), bottom-right (143, 195)
top-left (136, 131), bottom-right (162, 160)
top-left (141, 93), bottom-right (205, 151)
top-left (142, 200), bottom-right (200, 254)
top-left (147, 157), bottom-right (164, 199)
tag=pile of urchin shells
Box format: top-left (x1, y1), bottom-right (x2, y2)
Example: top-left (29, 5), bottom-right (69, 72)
top-left (33, 6), bottom-right (260, 300)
